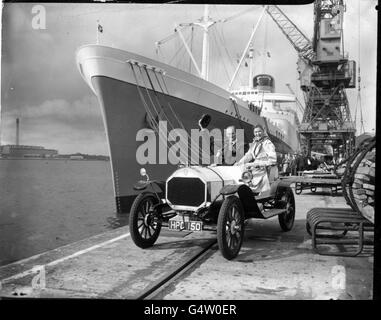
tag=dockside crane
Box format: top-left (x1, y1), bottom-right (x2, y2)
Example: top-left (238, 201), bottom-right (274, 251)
top-left (266, 1), bottom-right (356, 157)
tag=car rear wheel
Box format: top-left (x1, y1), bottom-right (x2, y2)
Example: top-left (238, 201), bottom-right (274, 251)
top-left (278, 188), bottom-right (295, 231)
top-left (129, 193), bottom-right (162, 248)
top-left (217, 196), bottom-right (245, 260)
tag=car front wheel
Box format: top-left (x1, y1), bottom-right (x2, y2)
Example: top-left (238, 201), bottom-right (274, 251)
top-left (129, 192), bottom-right (162, 248)
top-left (217, 196), bottom-right (245, 260)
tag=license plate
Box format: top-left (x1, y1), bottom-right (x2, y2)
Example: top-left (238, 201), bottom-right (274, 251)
top-left (168, 219), bottom-right (203, 232)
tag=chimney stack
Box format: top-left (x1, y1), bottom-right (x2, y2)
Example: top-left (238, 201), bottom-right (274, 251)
top-left (16, 118), bottom-right (19, 146)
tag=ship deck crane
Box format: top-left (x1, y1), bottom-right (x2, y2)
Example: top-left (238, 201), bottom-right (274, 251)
top-left (266, 1), bottom-right (356, 157)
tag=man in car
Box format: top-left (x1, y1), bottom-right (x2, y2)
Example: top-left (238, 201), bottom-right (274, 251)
top-left (214, 125), bottom-right (248, 165)
top-left (235, 124), bottom-right (277, 193)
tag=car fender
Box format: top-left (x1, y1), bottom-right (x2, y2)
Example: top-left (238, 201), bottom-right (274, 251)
top-left (219, 184), bottom-right (242, 196)
top-left (270, 180), bottom-right (295, 210)
top-left (133, 180), bottom-right (166, 196)
top-left (272, 180), bottom-right (294, 201)
top-left (219, 184), bottom-right (261, 214)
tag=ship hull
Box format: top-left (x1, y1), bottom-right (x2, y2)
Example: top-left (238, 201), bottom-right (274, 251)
top-left (77, 45), bottom-right (297, 213)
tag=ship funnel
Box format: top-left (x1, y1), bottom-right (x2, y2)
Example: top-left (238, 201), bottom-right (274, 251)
top-left (16, 118), bottom-right (20, 146)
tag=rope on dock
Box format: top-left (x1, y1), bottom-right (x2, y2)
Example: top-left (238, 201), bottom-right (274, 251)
top-left (334, 136), bottom-right (376, 223)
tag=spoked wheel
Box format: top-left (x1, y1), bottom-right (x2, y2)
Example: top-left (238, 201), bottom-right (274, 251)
top-left (129, 193), bottom-right (162, 248)
top-left (217, 196), bottom-right (245, 260)
top-left (278, 188), bottom-right (295, 231)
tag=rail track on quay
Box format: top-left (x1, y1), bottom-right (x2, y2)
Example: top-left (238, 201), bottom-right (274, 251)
top-left (136, 238), bottom-right (217, 300)
top-left (0, 226), bottom-right (219, 299)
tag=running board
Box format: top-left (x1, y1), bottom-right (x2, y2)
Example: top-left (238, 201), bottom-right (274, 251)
top-left (261, 208), bottom-right (287, 219)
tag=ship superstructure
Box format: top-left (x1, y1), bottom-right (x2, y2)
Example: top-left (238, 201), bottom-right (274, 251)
top-left (232, 74), bottom-right (300, 154)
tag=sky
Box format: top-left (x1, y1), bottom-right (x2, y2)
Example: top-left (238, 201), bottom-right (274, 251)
top-left (0, 1), bottom-right (378, 155)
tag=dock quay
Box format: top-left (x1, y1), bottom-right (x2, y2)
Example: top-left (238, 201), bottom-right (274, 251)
top-left (0, 189), bottom-right (373, 300)
top-left (0, 2), bottom-right (377, 311)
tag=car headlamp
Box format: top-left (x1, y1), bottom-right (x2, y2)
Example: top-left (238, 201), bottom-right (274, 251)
top-left (241, 171), bottom-right (253, 183)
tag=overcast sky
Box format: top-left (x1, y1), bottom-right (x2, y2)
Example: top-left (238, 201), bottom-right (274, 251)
top-left (0, 1), bottom-right (377, 155)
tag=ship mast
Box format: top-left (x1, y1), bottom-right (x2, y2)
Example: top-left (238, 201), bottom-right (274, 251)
top-left (248, 46), bottom-right (254, 89)
top-left (158, 5), bottom-right (256, 81)
top-left (158, 5), bottom-right (216, 80)
top-left (228, 6), bottom-right (267, 90)
top-left (194, 5), bottom-right (215, 81)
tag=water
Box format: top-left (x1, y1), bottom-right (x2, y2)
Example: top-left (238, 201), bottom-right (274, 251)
top-left (0, 159), bottom-right (128, 266)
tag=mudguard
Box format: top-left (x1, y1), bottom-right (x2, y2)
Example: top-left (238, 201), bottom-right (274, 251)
top-left (133, 180), bottom-right (166, 195)
top-left (219, 184), bottom-right (261, 216)
top-left (133, 180), bottom-right (150, 191)
top-left (219, 180), bottom-right (294, 217)
top-left (271, 180), bottom-right (294, 201)
top-left (219, 179), bottom-right (292, 198)
top-left (219, 184), bottom-right (242, 196)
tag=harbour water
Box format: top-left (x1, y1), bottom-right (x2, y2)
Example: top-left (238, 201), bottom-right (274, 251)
top-left (0, 159), bottom-right (126, 266)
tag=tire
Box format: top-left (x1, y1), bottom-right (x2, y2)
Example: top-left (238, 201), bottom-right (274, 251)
top-left (129, 193), bottom-right (162, 248)
top-left (278, 188), bottom-right (295, 231)
top-left (217, 196), bottom-right (245, 260)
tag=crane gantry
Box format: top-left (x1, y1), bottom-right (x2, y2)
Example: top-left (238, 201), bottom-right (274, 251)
top-left (266, 1), bottom-right (356, 157)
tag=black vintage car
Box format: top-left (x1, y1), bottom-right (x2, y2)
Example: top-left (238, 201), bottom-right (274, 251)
top-left (129, 163), bottom-right (295, 260)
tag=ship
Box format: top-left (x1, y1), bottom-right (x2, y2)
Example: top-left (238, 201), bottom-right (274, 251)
top-left (231, 73), bottom-right (300, 152)
top-left (76, 6), bottom-right (300, 213)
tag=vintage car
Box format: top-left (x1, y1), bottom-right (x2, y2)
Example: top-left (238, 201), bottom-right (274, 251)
top-left (129, 164), bottom-right (295, 260)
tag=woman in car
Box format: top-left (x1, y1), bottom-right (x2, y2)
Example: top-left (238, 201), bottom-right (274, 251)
top-left (235, 124), bottom-right (277, 193)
